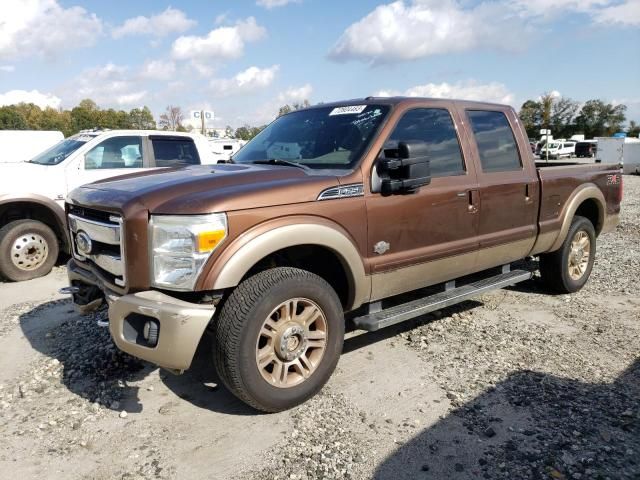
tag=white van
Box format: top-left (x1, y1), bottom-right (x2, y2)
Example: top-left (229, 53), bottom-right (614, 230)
top-left (0, 130), bottom-right (64, 163)
top-left (540, 141), bottom-right (576, 159)
top-left (208, 138), bottom-right (246, 163)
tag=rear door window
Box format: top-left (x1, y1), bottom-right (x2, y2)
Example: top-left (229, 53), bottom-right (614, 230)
top-left (151, 137), bottom-right (200, 167)
top-left (467, 110), bottom-right (522, 172)
top-left (386, 108), bottom-right (465, 177)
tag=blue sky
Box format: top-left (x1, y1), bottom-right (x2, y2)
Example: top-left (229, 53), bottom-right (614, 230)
top-left (0, 0), bottom-right (638, 127)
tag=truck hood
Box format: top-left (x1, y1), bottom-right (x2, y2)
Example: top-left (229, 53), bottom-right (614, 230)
top-left (0, 162), bottom-right (66, 199)
top-left (67, 164), bottom-right (342, 214)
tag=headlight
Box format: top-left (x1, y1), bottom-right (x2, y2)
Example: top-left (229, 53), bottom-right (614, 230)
top-left (150, 213), bottom-right (227, 291)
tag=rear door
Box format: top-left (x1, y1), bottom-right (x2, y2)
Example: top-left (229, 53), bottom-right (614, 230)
top-left (365, 102), bottom-right (481, 300)
top-left (149, 135), bottom-right (201, 167)
top-left (459, 107), bottom-right (538, 266)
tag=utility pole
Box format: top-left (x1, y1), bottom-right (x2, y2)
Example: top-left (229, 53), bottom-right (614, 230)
top-left (201, 109), bottom-right (205, 136)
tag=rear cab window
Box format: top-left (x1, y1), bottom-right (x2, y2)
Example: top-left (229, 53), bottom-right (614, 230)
top-left (151, 136), bottom-right (200, 167)
top-left (386, 108), bottom-right (466, 177)
top-left (467, 110), bottom-right (522, 172)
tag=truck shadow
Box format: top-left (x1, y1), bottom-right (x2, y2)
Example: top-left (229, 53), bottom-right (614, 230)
top-left (17, 300), bottom-right (255, 416)
top-left (372, 359), bottom-right (639, 479)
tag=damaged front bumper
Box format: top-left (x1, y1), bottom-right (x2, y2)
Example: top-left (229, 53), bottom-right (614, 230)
top-left (64, 259), bottom-right (215, 372)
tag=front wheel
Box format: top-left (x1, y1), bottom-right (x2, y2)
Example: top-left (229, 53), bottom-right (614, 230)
top-left (539, 215), bottom-right (596, 293)
top-left (0, 220), bottom-right (59, 281)
top-left (212, 267), bottom-right (344, 412)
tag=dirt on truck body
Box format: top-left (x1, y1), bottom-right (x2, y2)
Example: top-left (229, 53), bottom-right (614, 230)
top-left (63, 97), bottom-right (622, 412)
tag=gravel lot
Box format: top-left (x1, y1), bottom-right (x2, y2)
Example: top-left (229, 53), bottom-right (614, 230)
top-left (0, 176), bottom-right (638, 480)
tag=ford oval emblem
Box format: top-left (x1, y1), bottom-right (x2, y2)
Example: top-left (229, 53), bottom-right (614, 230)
top-left (76, 231), bottom-right (93, 256)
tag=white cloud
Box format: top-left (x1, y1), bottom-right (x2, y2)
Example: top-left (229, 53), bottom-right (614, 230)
top-left (256, 0), bottom-right (301, 9)
top-left (172, 17), bottom-right (266, 60)
top-left (329, 0), bottom-right (531, 64)
top-left (0, 0), bottom-right (102, 60)
top-left (64, 63), bottom-right (148, 107)
top-left (210, 65), bottom-right (279, 96)
top-left (595, 0), bottom-right (640, 25)
top-left (277, 84), bottom-right (313, 103)
top-left (375, 80), bottom-right (515, 105)
top-left (0, 65), bottom-right (15, 72)
top-left (0, 89), bottom-right (61, 109)
top-left (139, 59), bottom-right (176, 80)
top-left (112, 7), bottom-right (196, 39)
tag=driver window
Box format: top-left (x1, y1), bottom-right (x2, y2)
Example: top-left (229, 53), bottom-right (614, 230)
top-left (84, 136), bottom-right (143, 170)
top-left (386, 108), bottom-right (466, 177)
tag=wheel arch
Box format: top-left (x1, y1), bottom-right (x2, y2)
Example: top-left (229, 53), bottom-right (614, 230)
top-left (0, 194), bottom-right (69, 251)
top-left (197, 218), bottom-right (370, 311)
top-left (549, 184), bottom-right (605, 252)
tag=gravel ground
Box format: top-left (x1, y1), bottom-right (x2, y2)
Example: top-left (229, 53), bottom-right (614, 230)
top-left (0, 176), bottom-right (638, 480)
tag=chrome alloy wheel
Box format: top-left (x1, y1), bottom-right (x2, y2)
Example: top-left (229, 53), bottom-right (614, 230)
top-left (255, 298), bottom-right (328, 388)
top-left (568, 230), bottom-right (591, 281)
top-left (10, 233), bottom-right (49, 271)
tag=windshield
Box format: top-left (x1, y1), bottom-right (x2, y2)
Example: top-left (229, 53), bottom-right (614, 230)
top-left (233, 104), bottom-right (390, 169)
top-left (29, 134), bottom-right (95, 165)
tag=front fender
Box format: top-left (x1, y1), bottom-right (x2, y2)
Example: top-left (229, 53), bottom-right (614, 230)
top-left (196, 216), bottom-right (369, 311)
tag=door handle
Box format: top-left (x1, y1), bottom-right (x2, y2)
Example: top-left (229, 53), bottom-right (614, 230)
top-left (456, 191), bottom-right (467, 197)
top-left (467, 190), bottom-right (479, 213)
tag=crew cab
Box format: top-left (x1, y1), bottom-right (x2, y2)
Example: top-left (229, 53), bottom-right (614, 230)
top-left (63, 98), bottom-right (622, 412)
top-left (0, 130), bottom-right (216, 281)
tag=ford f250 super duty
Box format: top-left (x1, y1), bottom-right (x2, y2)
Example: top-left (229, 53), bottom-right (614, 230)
top-left (62, 98), bottom-right (622, 412)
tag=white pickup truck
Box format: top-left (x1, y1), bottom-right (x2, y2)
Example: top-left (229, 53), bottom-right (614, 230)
top-left (0, 129), bottom-right (217, 281)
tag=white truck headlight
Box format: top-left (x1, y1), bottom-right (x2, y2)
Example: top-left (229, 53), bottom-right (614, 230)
top-left (150, 213), bottom-right (227, 291)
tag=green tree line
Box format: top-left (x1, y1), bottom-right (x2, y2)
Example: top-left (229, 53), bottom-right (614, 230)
top-left (519, 94), bottom-right (639, 139)
top-left (0, 99), bottom-right (155, 137)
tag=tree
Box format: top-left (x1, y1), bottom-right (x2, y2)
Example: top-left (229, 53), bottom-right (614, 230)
top-left (0, 106), bottom-right (28, 129)
top-left (519, 94), bottom-right (579, 139)
top-left (128, 107), bottom-right (156, 130)
top-left (519, 100), bottom-right (542, 138)
top-left (234, 124), bottom-right (266, 141)
top-left (158, 105), bottom-right (184, 131)
top-left (71, 98), bottom-right (100, 132)
top-left (575, 100), bottom-right (627, 138)
top-left (627, 120), bottom-right (640, 138)
top-left (277, 100), bottom-right (311, 118)
top-left (225, 125), bottom-right (234, 138)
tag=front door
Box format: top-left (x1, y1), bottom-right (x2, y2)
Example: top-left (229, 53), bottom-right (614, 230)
top-left (365, 104), bottom-right (480, 300)
top-left (70, 135), bottom-right (148, 191)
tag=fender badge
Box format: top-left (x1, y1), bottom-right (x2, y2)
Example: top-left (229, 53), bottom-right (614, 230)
top-left (374, 241), bottom-right (390, 255)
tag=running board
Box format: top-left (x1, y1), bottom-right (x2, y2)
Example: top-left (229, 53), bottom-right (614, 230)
top-left (353, 269), bottom-right (532, 332)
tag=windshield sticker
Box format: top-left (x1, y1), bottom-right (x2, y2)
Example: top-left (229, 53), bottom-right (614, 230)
top-left (329, 105), bottom-right (367, 116)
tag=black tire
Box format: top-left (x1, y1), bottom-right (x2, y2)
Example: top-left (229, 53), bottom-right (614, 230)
top-left (539, 215), bottom-right (596, 293)
top-left (213, 267), bottom-right (344, 412)
top-left (0, 220), bottom-right (59, 282)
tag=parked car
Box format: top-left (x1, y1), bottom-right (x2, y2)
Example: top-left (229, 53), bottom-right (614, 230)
top-left (575, 141), bottom-right (598, 158)
top-left (63, 98), bottom-right (621, 412)
top-left (540, 141), bottom-right (576, 159)
top-left (0, 130), bottom-right (218, 281)
top-left (0, 130), bottom-right (64, 163)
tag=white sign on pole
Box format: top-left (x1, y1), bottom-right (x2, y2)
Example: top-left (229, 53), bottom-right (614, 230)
top-left (191, 110), bottom-right (215, 125)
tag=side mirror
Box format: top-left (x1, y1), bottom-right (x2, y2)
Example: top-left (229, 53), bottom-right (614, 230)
top-left (377, 141), bottom-right (431, 195)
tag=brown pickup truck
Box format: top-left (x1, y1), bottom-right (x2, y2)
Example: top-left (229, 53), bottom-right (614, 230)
top-left (62, 98), bottom-right (622, 412)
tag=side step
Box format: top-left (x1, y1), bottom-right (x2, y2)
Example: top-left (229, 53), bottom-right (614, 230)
top-left (352, 269), bottom-right (532, 332)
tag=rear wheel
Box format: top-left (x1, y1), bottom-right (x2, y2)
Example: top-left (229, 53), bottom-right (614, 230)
top-left (539, 215), bottom-right (595, 293)
top-left (0, 220), bottom-right (59, 281)
top-left (213, 267), bottom-right (344, 412)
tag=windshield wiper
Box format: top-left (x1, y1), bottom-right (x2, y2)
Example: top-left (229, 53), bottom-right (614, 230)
top-left (251, 159), bottom-right (309, 170)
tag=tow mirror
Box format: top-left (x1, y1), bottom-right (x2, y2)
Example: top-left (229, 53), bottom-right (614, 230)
top-left (377, 141), bottom-right (431, 195)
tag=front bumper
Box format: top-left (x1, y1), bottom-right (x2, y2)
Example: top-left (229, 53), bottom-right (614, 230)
top-left (67, 259), bottom-right (215, 372)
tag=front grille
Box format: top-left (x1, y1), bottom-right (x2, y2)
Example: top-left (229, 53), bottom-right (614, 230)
top-left (68, 208), bottom-right (125, 287)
